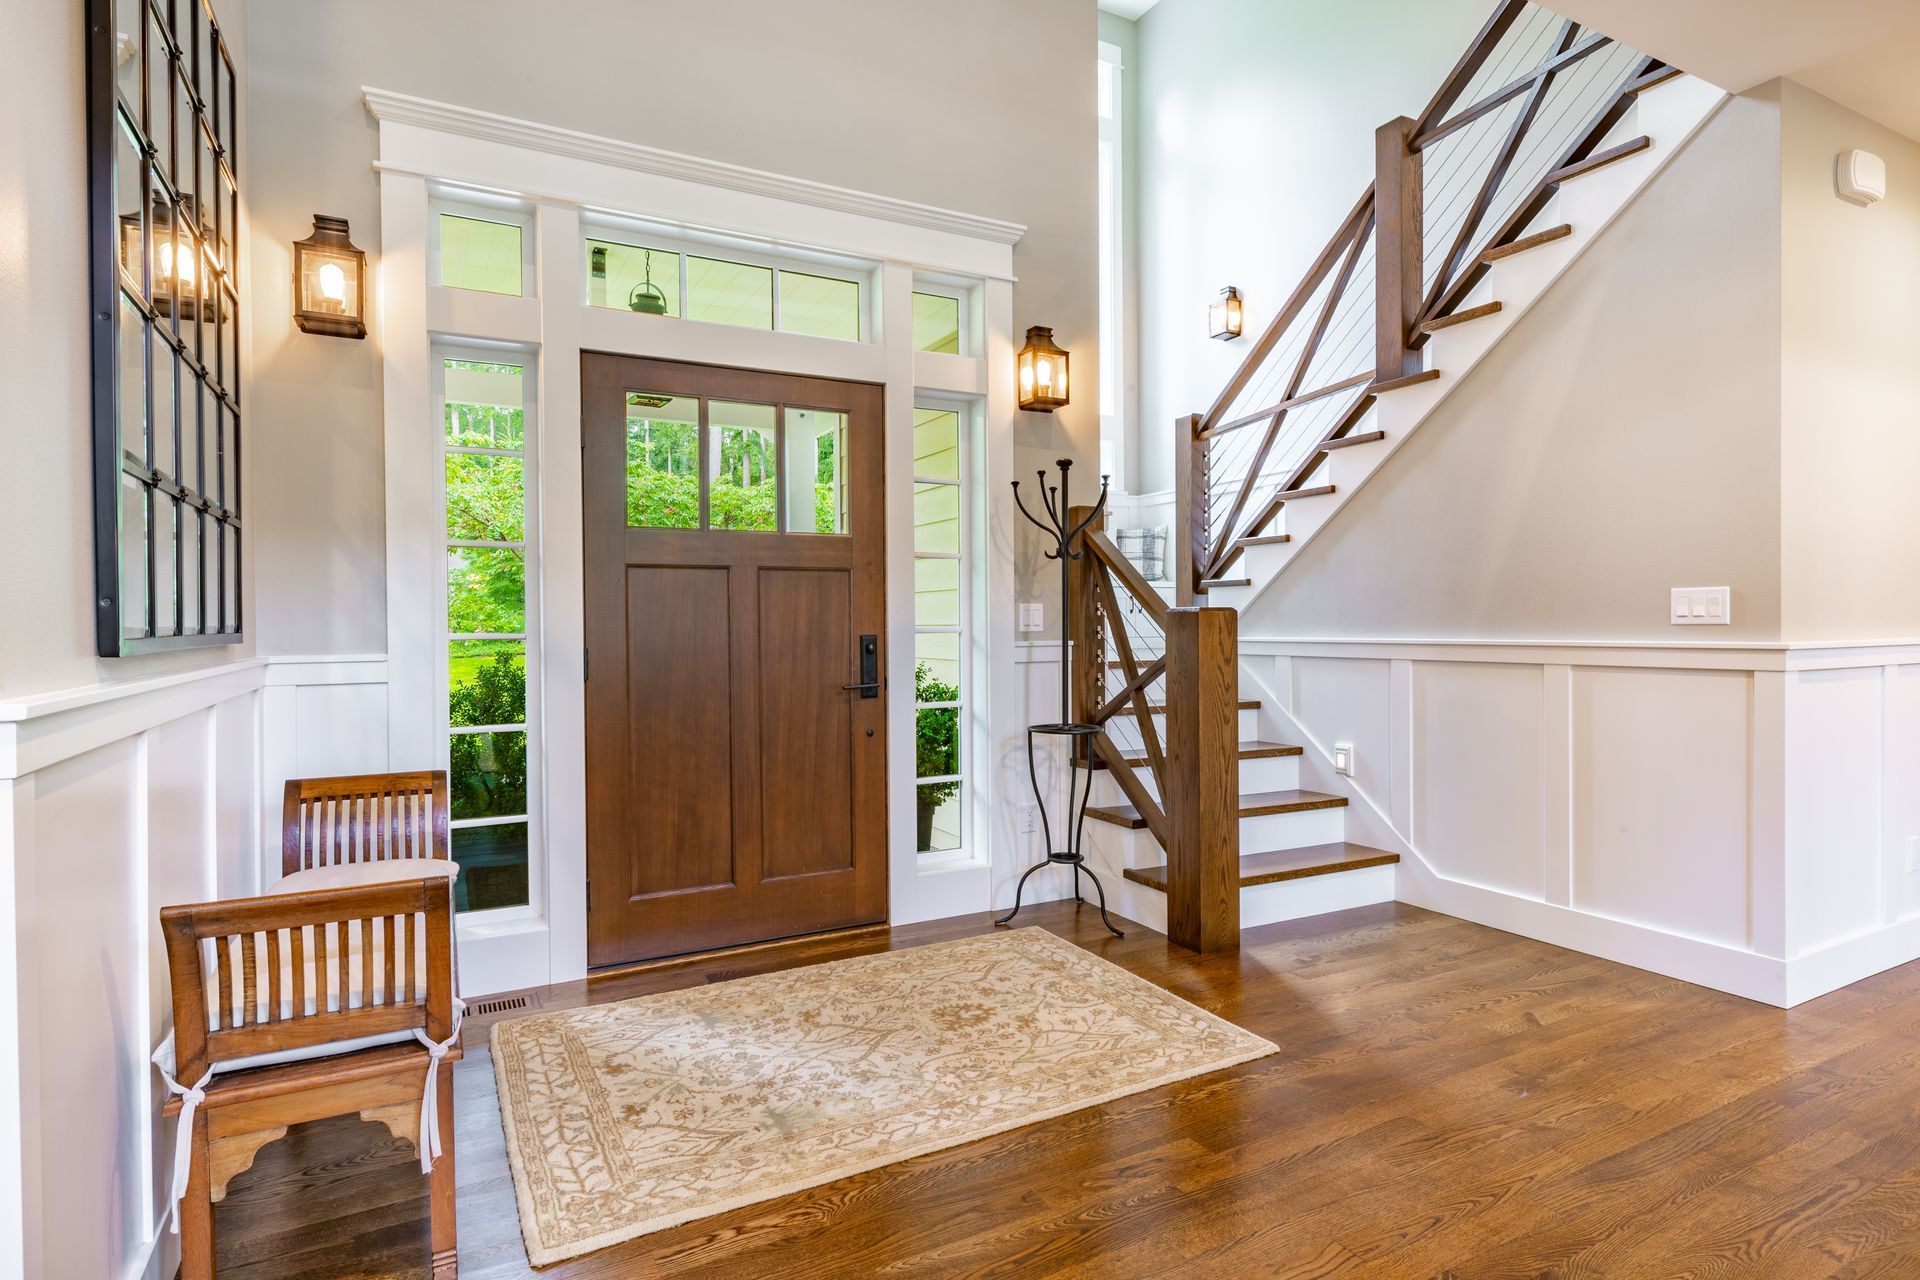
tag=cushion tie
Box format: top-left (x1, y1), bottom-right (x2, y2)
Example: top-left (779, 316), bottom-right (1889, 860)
top-left (151, 1040), bottom-right (214, 1235)
top-left (409, 997), bottom-right (466, 1174)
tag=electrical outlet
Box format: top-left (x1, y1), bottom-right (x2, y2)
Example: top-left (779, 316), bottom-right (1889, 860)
top-left (1671, 586), bottom-right (1732, 625)
top-left (1020, 805), bottom-right (1039, 835)
top-left (1333, 744), bottom-right (1354, 777)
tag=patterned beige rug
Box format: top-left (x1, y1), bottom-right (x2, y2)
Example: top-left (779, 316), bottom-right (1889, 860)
top-left (490, 927), bottom-right (1276, 1265)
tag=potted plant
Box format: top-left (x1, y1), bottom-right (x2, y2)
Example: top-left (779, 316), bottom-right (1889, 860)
top-left (914, 662), bottom-right (961, 851)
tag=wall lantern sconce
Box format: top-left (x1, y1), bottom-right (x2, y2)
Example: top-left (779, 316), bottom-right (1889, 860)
top-left (292, 214), bottom-right (368, 339)
top-left (1209, 286), bottom-right (1244, 341)
top-left (1016, 325), bottom-right (1070, 412)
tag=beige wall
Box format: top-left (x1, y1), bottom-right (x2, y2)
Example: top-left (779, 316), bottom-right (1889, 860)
top-left (1779, 80), bottom-right (1920, 642)
top-left (1131, 0), bottom-right (1489, 493)
top-left (0, 0), bottom-right (252, 699)
top-left (244, 0), bottom-right (1099, 652)
top-left (1242, 90), bottom-right (1788, 641)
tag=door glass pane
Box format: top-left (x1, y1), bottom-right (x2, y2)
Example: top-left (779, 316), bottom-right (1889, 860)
top-left (146, 6), bottom-right (169, 152)
top-left (916, 782), bottom-right (962, 854)
top-left (778, 271), bottom-right (860, 341)
top-left (914, 556), bottom-right (959, 627)
top-left (585, 239), bottom-right (680, 316)
top-left (451, 823), bottom-right (529, 911)
top-left (782, 408), bottom-right (847, 534)
top-left (912, 292), bottom-right (961, 354)
top-left (914, 482), bottom-right (960, 554)
top-left (445, 454), bottom-right (526, 542)
top-left (154, 496), bottom-right (178, 636)
top-left (915, 634), bottom-right (961, 690)
top-left (443, 359), bottom-right (525, 447)
top-left (624, 393), bottom-right (700, 528)
top-left (173, 69), bottom-right (194, 209)
top-left (180, 510), bottom-right (201, 635)
top-left (153, 340), bottom-right (176, 478)
top-left (449, 731), bottom-right (528, 820)
top-left (447, 547), bottom-right (524, 633)
top-left (118, 293), bottom-right (147, 464)
top-left (181, 375), bottom-right (201, 492)
top-left (439, 213), bottom-right (523, 295)
top-left (686, 256), bottom-right (772, 329)
top-left (119, 474), bottom-right (149, 638)
top-left (113, 0), bottom-right (142, 112)
top-left (913, 407), bottom-right (960, 479)
top-left (223, 524), bottom-right (240, 630)
top-left (450, 640), bottom-right (526, 728)
top-left (116, 114), bottom-right (145, 293)
top-left (708, 401), bottom-right (777, 531)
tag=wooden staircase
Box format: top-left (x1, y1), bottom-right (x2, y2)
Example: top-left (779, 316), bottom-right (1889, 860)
top-left (1060, 3), bottom-right (1722, 956)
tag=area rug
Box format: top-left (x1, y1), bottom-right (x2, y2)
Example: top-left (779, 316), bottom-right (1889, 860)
top-left (490, 926), bottom-right (1277, 1265)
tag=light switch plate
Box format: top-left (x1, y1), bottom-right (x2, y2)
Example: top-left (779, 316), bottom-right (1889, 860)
top-left (1670, 586), bottom-right (1732, 626)
top-left (1018, 602), bottom-right (1045, 633)
top-left (1333, 744), bottom-right (1354, 776)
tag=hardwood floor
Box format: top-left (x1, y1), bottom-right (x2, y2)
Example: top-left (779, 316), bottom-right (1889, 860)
top-left (211, 901), bottom-right (1920, 1278)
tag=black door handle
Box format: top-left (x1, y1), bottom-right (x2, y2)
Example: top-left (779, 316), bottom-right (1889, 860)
top-left (844, 634), bottom-right (879, 698)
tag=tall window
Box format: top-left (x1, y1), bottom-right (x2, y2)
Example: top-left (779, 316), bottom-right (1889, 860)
top-left (440, 354), bottom-right (536, 911)
top-left (1097, 39), bottom-right (1126, 485)
top-left (913, 403), bottom-right (968, 855)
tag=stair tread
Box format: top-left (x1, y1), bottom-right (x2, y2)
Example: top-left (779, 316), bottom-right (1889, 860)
top-left (1274, 483), bottom-right (1336, 501)
top-left (1235, 532), bottom-right (1292, 547)
top-left (1318, 430), bottom-right (1385, 451)
top-left (1548, 134), bottom-right (1651, 185)
top-left (1144, 699), bottom-right (1258, 713)
top-left (1074, 739), bottom-right (1304, 770)
top-left (1371, 369), bottom-right (1441, 393)
top-left (1123, 842), bottom-right (1401, 892)
top-left (1088, 788), bottom-right (1347, 829)
top-left (1480, 223), bottom-right (1572, 264)
top-left (1419, 300), bottom-right (1502, 334)
top-left (1201, 577), bottom-right (1252, 589)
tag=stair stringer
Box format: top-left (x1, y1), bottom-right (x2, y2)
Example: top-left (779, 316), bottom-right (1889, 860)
top-left (1207, 74), bottom-right (1729, 618)
top-left (1235, 656), bottom-right (1793, 1005)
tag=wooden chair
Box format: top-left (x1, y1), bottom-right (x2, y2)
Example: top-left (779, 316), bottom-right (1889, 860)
top-left (282, 770), bottom-right (451, 877)
top-left (158, 877), bottom-right (461, 1279)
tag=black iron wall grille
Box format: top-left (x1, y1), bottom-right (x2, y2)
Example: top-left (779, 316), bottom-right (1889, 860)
top-left (87, 0), bottom-right (243, 655)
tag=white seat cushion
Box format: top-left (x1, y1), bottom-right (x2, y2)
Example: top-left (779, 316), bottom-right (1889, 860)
top-left (272, 857), bottom-right (460, 894)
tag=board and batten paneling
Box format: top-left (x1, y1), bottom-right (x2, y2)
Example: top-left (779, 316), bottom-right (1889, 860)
top-left (0, 654), bottom-right (387, 1280)
top-left (1247, 639), bottom-right (1920, 1006)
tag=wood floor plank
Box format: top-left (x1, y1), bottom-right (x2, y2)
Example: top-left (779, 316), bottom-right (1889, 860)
top-left (205, 900), bottom-right (1920, 1278)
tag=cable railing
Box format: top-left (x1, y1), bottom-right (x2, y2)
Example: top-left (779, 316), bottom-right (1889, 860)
top-left (1175, 1), bottom-right (1668, 597)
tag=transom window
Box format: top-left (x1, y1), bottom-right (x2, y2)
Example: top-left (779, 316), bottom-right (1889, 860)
top-left (584, 232), bottom-right (865, 341)
top-left (439, 354), bottom-right (536, 911)
top-left (626, 393), bottom-right (850, 534)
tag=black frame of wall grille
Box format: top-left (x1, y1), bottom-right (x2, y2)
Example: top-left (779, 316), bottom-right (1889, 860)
top-left (87, 0), bottom-right (245, 655)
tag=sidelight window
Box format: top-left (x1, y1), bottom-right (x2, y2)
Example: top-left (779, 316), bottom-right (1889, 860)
top-left (439, 353), bottom-right (536, 911)
top-left (913, 403), bottom-right (968, 855)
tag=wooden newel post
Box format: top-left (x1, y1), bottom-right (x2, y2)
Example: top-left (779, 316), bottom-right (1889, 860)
top-left (1374, 115), bottom-right (1424, 382)
top-left (1065, 503), bottom-right (1102, 725)
top-left (1172, 413), bottom-right (1207, 605)
top-left (1164, 605), bottom-right (1239, 952)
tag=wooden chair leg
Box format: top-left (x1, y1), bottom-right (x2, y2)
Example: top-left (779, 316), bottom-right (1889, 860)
top-left (180, 1110), bottom-right (216, 1280)
top-left (428, 1057), bottom-right (458, 1279)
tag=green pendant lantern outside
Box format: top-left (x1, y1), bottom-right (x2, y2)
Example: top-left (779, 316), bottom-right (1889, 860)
top-left (628, 249), bottom-right (670, 315)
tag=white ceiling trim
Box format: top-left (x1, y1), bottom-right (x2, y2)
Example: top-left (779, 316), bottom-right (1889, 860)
top-left (361, 87), bottom-right (1028, 248)
top-left (1098, 0), bottom-right (1161, 19)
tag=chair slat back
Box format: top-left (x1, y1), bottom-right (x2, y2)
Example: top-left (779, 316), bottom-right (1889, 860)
top-left (282, 771), bottom-right (449, 877)
top-left (160, 878), bottom-right (455, 1083)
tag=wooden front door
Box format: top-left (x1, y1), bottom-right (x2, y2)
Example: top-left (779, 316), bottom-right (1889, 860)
top-left (582, 354), bottom-right (888, 967)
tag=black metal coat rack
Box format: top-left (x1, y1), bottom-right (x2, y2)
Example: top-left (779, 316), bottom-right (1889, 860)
top-left (996, 458), bottom-right (1123, 937)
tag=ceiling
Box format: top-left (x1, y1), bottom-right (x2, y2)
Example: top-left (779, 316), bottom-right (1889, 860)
top-left (1551, 0), bottom-right (1920, 141)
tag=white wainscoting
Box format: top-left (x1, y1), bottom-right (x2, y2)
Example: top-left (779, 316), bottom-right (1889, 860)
top-left (1239, 637), bottom-right (1920, 1007)
top-left (0, 652), bottom-right (390, 1280)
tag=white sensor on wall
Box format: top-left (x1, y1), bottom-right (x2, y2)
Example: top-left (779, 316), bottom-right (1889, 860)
top-left (1837, 149), bottom-right (1886, 206)
top-left (1671, 587), bottom-right (1731, 626)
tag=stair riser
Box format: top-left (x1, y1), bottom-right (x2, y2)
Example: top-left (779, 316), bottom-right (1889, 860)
top-left (1090, 860), bottom-right (1395, 935)
top-left (1239, 806), bottom-right (1347, 850)
top-left (1088, 754), bottom-right (1301, 805)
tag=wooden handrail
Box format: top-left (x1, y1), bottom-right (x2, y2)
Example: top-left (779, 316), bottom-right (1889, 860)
top-left (1200, 372), bottom-right (1375, 441)
top-left (1410, 0), bottom-right (1527, 137)
top-left (1412, 29), bottom-right (1610, 150)
top-left (1083, 529), bottom-right (1169, 627)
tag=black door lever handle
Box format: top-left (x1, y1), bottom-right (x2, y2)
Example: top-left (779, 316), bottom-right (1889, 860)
top-left (841, 681), bottom-right (881, 693)
top-left (845, 634), bottom-right (880, 698)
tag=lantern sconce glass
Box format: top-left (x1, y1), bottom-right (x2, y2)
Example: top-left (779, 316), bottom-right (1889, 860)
top-left (1016, 325), bottom-right (1070, 413)
top-left (1209, 286), bottom-right (1244, 341)
top-left (292, 214), bottom-right (368, 339)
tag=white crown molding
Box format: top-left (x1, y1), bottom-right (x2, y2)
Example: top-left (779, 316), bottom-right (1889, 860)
top-left (361, 87), bottom-right (1028, 249)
